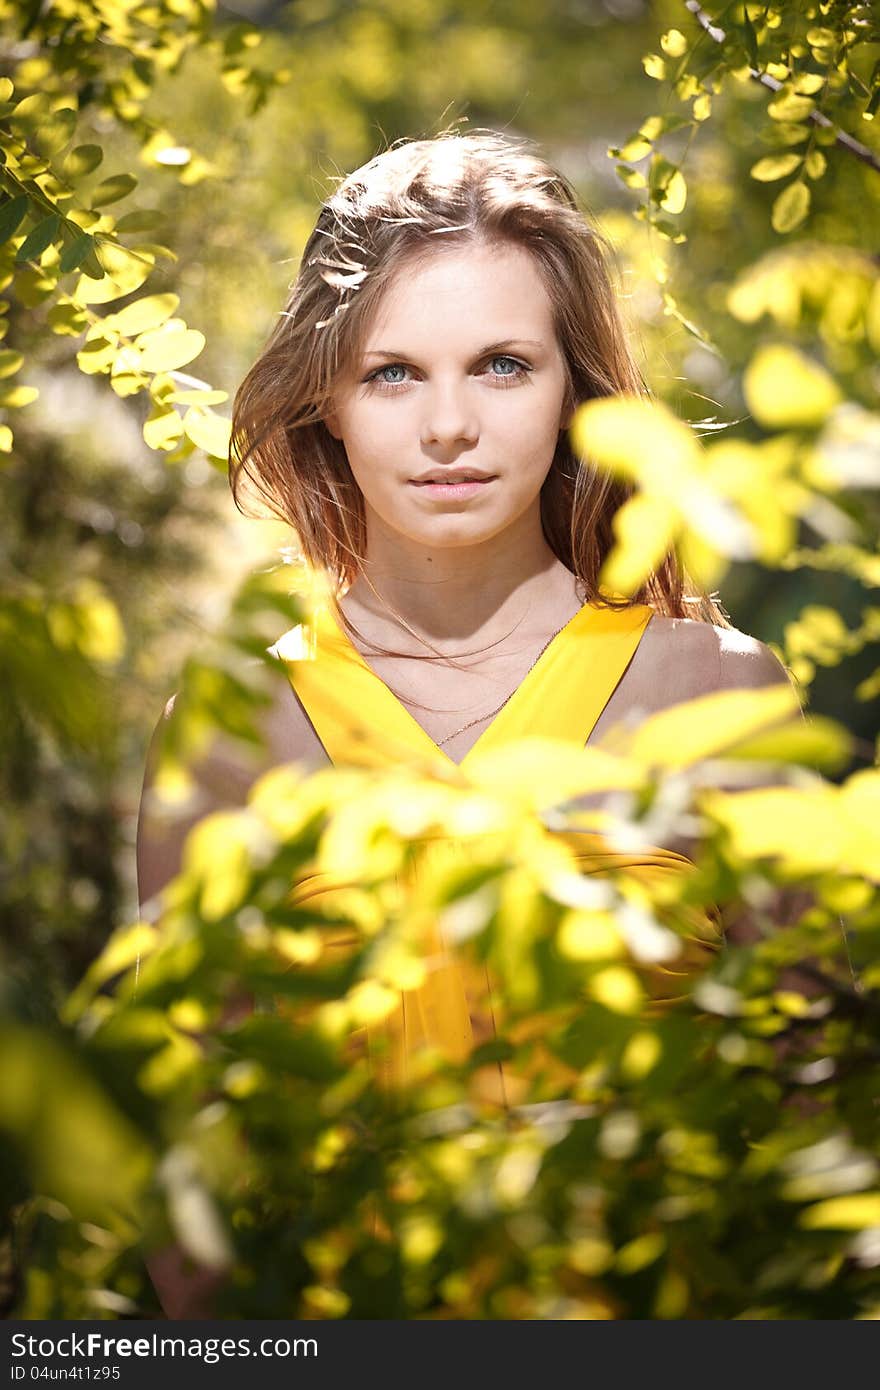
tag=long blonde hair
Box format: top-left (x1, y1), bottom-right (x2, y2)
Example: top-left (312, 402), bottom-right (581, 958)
top-left (229, 129), bottom-right (729, 653)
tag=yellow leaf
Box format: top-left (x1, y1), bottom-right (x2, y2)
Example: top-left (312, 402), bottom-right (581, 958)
top-left (600, 493), bottom-right (679, 596)
top-left (73, 244), bottom-right (154, 304)
top-left (347, 979), bottom-right (399, 1026)
top-left (183, 810), bottom-right (261, 921)
top-left (589, 966), bottom-right (644, 1014)
top-left (642, 54), bottom-right (666, 80)
top-left (0, 383), bottom-right (37, 408)
top-left (620, 1030), bottom-right (662, 1080)
top-left (627, 684), bottom-right (802, 768)
top-left (464, 737), bottom-right (644, 812)
top-left (616, 1232), bottom-right (665, 1274)
top-left (675, 526), bottom-right (728, 591)
top-left (557, 909), bottom-right (623, 961)
top-left (143, 405), bottom-right (184, 451)
top-left (660, 29), bottom-right (687, 57)
top-left (571, 395), bottom-right (699, 484)
top-left (138, 327), bottom-right (206, 372)
top-left (771, 180), bottom-right (810, 233)
top-left (0, 349), bottom-right (24, 378)
top-left (72, 580), bottom-right (126, 663)
top-left (743, 344), bottom-right (841, 429)
top-left (659, 168), bottom-right (687, 214)
top-left (699, 785), bottom-right (844, 874)
top-left (693, 93), bottom-right (711, 121)
top-left (183, 406), bottom-right (232, 459)
top-left (767, 94), bottom-right (815, 122)
top-left (805, 150), bottom-right (827, 179)
top-left (750, 153), bottom-right (802, 182)
top-left (108, 292), bottom-right (180, 338)
top-left (800, 1194), bottom-right (880, 1230)
top-left (77, 337), bottom-right (116, 375)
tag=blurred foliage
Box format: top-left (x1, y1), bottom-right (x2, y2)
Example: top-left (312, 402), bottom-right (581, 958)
top-left (5, 682), bottom-right (880, 1318)
top-left (1, 0), bottom-right (879, 1320)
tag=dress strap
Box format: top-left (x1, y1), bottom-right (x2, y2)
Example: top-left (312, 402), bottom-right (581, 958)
top-left (275, 599), bottom-right (654, 772)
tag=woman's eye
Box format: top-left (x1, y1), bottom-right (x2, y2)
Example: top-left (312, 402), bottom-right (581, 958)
top-left (372, 364), bottom-right (409, 387)
top-left (365, 355), bottom-right (530, 392)
top-left (489, 355), bottom-right (519, 375)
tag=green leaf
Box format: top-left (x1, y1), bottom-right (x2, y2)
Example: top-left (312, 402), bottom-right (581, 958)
top-left (741, 8), bottom-right (758, 67)
top-left (59, 231), bottom-right (95, 274)
top-left (15, 212), bottom-right (60, 262)
top-left (0, 194), bottom-right (29, 245)
top-left (114, 209), bottom-right (165, 233)
top-left (90, 173), bottom-right (138, 208)
top-left (771, 181), bottom-right (810, 233)
top-left (62, 144), bottom-right (103, 178)
top-left (37, 107), bottom-right (77, 156)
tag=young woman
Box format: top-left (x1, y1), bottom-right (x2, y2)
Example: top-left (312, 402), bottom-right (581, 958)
top-left (136, 129), bottom-right (798, 1314)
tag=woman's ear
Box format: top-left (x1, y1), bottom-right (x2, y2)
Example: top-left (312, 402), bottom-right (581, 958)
top-left (324, 411), bottom-right (342, 440)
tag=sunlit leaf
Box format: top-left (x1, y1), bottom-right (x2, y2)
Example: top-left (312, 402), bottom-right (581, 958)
top-left (0, 194), bottom-right (29, 245)
top-left (16, 213), bottom-right (60, 262)
top-left (183, 405), bottom-right (231, 458)
top-left (137, 326), bottom-right (206, 372)
top-left (627, 684), bottom-right (802, 768)
top-left (799, 1194), bottom-right (880, 1230)
top-left (600, 493), bottom-right (679, 595)
top-left (108, 292), bottom-right (180, 338)
top-left (750, 153), bottom-right (802, 182)
top-left (771, 180), bottom-right (810, 233)
top-left (143, 404), bottom-right (184, 450)
top-left (90, 173), bottom-right (138, 208)
top-left (62, 143), bottom-right (103, 178)
top-left (744, 344), bottom-right (841, 429)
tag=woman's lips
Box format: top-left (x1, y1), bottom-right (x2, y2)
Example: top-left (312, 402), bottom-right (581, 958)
top-left (409, 477), bottom-right (496, 499)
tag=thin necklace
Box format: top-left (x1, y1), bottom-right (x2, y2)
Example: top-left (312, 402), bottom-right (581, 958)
top-left (435, 617), bottom-right (572, 748)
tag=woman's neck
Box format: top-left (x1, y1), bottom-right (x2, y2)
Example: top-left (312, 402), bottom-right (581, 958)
top-left (340, 524), bottom-right (583, 655)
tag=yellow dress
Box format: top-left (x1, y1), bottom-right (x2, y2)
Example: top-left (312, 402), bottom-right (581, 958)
top-left (276, 597), bottom-right (722, 1111)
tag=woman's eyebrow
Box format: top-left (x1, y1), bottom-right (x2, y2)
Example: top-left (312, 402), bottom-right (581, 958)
top-left (362, 337), bottom-right (545, 360)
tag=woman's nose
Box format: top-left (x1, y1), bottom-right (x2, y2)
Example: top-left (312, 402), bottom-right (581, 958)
top-left (419, 378), bottom-right (479, 448)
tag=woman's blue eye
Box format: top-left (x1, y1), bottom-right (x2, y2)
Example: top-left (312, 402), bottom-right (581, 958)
top-left (366, 355), bottom-right (529, 390)
top-left (378, 364), bottom-right (408, 384)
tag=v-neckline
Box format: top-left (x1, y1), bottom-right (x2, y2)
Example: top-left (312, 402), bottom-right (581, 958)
top-left (317, 600), bottom-right (601, 772)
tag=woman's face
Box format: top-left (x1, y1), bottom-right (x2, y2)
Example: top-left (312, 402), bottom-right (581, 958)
top-left (324, 239), bottom-right (573, 553)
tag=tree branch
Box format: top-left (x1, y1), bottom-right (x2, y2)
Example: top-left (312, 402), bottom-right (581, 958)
top-left (685, 0), bottom-right (880, 175)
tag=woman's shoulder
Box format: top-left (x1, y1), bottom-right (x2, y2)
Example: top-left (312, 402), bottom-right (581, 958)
top-left (641, 613), bottom-right (793, 701)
